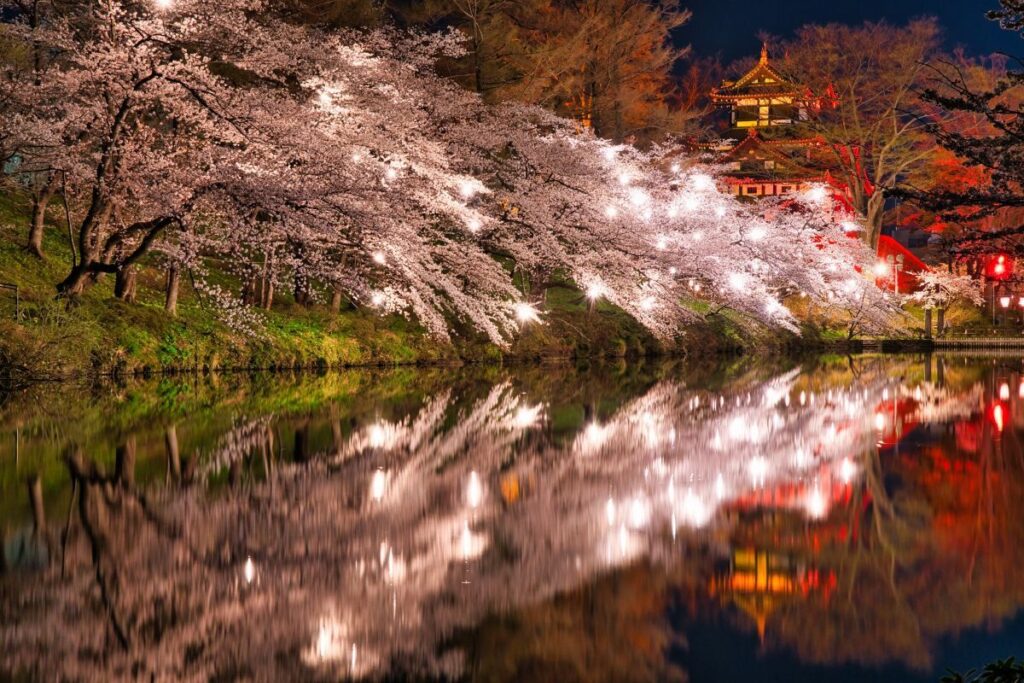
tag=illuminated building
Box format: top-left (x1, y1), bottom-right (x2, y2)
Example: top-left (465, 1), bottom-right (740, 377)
top-left (707, 44), bottom-right (835, 200)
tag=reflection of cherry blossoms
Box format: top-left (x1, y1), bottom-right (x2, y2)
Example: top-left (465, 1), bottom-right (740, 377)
top-left (0, 367), bottom-right (947, 680)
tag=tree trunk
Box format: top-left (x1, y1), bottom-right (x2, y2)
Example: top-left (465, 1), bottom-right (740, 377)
top-left (864, 193), bottom-right (886, 249)
top-left (293, 423), bottom-right (310, 463)
top-left (294, 271), bottom-right (310, 307)
top-left (923, 308), bottom-right (932, 339)
top-left (115, 436), bottom-right (136, 487)
top-left (331, 286), bottom-right (343, 313)
top-left (936, 308), bottom-right (945, 337)
top-left (331, 419), bottom-right (343, 457)
top-left (29, 475), bottom-right (46, 535)
top-left (165, 266), bottom-right (180, 315)
top-left (165, 425), bottom-right (181, 481)
top-left (263, 277), bottom-right (274, 310)
top-left (114, 266), bottom-right (137, 303)
top-left (27, 175), bottom-right (57, 258)
top-left (58, 264), bottom-right (94, 297)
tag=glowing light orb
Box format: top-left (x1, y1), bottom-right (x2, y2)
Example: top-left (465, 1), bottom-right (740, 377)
top-left (691, 174), bottom-right (714, 191)
top-left (748, 456), bottom-right (769, 484)
top-left (681, 491), bottom-right (711, 527)
top-left (586, 283), bottom-right (607, 301)
top-left (369, 468), bottom-right (387, 500)
top-left (466, 471), bottom-right (483, 509)
top-left (514, 302), bottom-right (541, 324)
top-left (370, 292), bottom-right (385, 307)
top-left (372, 251), bottom-right (386, 265)
top-left (839, 457), bottom-right (857, 484)
top-left (728, 272), bottom-right (748, 292)
top-left (805, 488), bottom-right (828, 519)
top-left (873, 261), bottom-right (889, 277)
top-left (243, 556), bottom-right (255, 584)
top-left (604, 206), bottom-right (619, 219)
top-left (806, 186), bottom-right (828, 203)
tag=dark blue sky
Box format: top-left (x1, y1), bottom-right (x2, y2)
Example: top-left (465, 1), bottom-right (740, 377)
top-left (680, 0), bottom-right (1021, 63)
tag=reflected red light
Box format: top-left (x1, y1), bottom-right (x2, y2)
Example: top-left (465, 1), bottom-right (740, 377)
top-left (992, 403), bottom-right (1005, 432)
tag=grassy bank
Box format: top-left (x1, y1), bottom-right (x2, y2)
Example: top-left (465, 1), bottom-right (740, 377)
top-left (9, 189), bottom-right (955, 384)
top-left (3, 191), bottom-right (754, 382)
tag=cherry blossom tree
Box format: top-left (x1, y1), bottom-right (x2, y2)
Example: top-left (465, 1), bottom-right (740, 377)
top-left (3, 0), bottom-right (898, 348)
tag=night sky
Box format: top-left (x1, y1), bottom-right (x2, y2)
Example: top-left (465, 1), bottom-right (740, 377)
top-left (681, 0), bottom-right (1022, 64)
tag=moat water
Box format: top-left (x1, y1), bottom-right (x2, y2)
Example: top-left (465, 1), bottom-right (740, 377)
top-left (1, 355), bottom-right (1022, 681)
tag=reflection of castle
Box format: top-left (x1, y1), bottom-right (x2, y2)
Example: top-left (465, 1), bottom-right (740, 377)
top-left (709, 492), bottom-right (845, 643)
top-left (710, 547), bottom-right (806, 642)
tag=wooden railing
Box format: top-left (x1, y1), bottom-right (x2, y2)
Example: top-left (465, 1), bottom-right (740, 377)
top-left (934, 337), bottom-right (1024, 348)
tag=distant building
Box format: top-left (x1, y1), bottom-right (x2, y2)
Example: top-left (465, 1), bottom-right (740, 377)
top-left (706, 45), bottom-right (834, 201)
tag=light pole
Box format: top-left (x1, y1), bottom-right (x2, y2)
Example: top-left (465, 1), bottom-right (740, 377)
top-left (883, 254), bottom-right (905, 295)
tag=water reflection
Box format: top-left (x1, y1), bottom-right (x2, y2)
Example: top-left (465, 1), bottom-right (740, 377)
top-left (1, 356), bottom-right (1022, 681)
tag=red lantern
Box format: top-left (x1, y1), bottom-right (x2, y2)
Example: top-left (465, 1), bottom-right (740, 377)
top-left (986, 254), bottom-right (1013, 280)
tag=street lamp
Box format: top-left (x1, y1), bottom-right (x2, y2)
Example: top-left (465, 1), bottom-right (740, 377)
top-left (881, 254), bottom-right (904, 294)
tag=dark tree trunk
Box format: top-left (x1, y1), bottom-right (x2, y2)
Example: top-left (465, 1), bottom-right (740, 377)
top-left (294, 272), bottom-right (310, 306)
top-left (937, 308), bottom-right (945, 337)
top-left (331, 419), bottom-right (343, 457)
top-left (58, 264), bottom-right (94, 297)
top-left (331, 286), bottom-right (343, 313)
top-left (923, 308), bottom-right (932, 339)
top-left (293, 423), bottom-right (310, 463)
top-left (114, 266), bottom-right (137, 302)
top-left (27, 174), bottom-right (57, 258)
top-left (165, 266), bottom-right (180, 315)
top-left (241, 279), bottom-right (255, 306)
